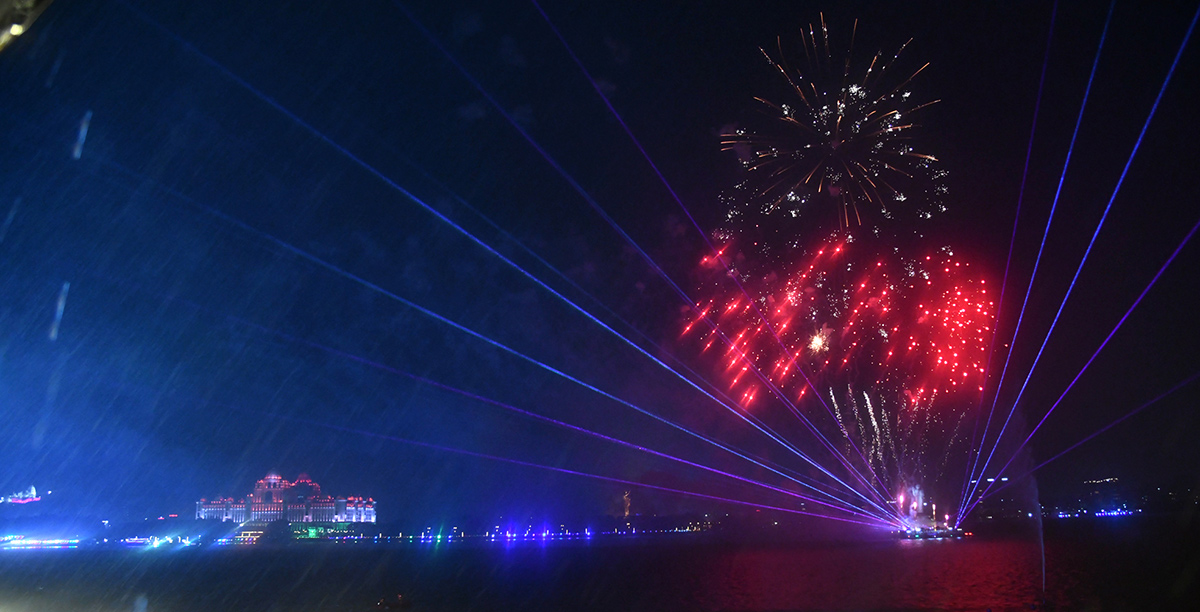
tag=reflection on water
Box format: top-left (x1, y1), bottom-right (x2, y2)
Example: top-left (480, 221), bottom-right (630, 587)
top-left (0, 521), bottom-right (1195, 611)
top-left (691, 538), bottom-right (1043, 610)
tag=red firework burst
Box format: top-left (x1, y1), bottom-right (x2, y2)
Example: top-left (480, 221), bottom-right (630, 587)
top-left (685, 232), bottom-right (994, 410)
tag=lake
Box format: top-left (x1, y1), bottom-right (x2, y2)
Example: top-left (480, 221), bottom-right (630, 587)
top-left (0, 515), bottom-right (1195, 611)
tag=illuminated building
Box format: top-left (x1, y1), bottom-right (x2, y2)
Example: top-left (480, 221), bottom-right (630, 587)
top-left (195, 472), bottom-right (376, 523)
top-left (1, 485), bottom-right (40, 505)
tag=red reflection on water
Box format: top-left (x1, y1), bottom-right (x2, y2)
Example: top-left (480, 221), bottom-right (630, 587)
top-left (682, 539), bottom-right (1044, 610)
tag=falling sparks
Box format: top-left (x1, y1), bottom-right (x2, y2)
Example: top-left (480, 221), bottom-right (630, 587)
top-left (687, 232), bottom-right (993, 394)
top-left (684, 230), bottom-right (994, 489)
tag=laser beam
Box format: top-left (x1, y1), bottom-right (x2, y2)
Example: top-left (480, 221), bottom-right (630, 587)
top-left (980, 370), bottom-right (1200, 501)
top-left (391, 0), bottom-right (891, 509)
top-left (91, 154), bottom-right (896, 521)
top-left (959, 0), bottom-right (1056, 523)
top-left (967, 212), bottom-right (1200, 513)
top-left (117, 0), bottom-right (886, 511)
top-left (962, 1), bottom-right (1115, 514)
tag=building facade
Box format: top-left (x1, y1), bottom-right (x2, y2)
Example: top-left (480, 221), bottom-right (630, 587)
top-left (196, 472), bottom-right (376, 523)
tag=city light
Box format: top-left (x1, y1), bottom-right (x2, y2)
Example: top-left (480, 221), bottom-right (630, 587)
top-left (0, 536), bottom-right (80, 550)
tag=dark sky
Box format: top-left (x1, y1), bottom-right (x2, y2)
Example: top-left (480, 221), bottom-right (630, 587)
top-left (1, 0), bottom-right (1197, 525)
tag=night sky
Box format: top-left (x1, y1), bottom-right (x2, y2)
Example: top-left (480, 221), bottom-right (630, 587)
top-left (1, 0), bottom-right (1198, 525)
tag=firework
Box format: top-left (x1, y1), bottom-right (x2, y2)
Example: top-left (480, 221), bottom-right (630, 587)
top-left (691, 235), bottom-right (991, 390)
top-left (686, 230), bottom-right (994, 492)
top-left (692, 17), bottom-right (985, 514)
top-left (720, 15), bottom-right (943, 232)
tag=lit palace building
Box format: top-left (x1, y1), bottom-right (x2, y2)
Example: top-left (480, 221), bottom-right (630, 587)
top-left (196, 472), bottom-right (375, 523)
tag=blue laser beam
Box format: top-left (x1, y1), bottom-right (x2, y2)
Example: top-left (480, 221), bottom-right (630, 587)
top-left (92, 153), bottom-right (896, 521)
top-left (958, 0), bottom-right (1058, 523)
top-left (966, 212), bottom-right (1200, 514)
top-left (962, 0), bottom-right (1115, 515)
top-left (980, 370), bottom-right (1200, 501)
top-left (116, 0), bottom-right (886, 511)
top-left (361, 142), bottom-right (874, 507)
top-left (68, 240), bottom-right (891, 524)
top-left (241, 321), bottom-right (891, 522)
top-left (991, 0), bottom-right (1199, 458)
